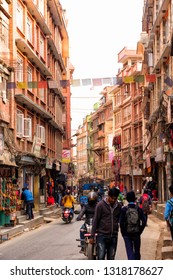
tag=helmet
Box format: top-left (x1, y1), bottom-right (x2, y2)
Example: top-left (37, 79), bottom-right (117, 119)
top-left (87, 191), bottom-right (98, 204)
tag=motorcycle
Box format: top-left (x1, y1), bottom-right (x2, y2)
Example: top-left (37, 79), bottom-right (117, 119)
top-left (61, 207), bottom-right (74, 223)
top-left (76, 218), bottom-right (97, 260)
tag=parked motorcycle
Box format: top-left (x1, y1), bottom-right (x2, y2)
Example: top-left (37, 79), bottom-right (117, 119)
top-left (76, 218), bottom-right (97, 260)
top-left (61, 208), bottom-right (74, 223)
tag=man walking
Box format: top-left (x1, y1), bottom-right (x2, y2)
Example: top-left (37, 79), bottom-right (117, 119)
top-left (164, 185), bottom-right (173, 241)
top-left (21, 187), bottom-right (34, 220)
top-left (90, 187), bottom-right (122, 260)
top-left (120, 191), bottom-right (146, 260)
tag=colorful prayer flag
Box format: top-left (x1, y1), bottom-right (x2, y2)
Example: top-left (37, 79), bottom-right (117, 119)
top-left (60, 80), bottom-right (70, 88)
top-left (48, 80), bottom-right (59, 89)
top-left (38, 81), bottom-right (47, 88)
top-left (123, 76), bottom-right (134, 83)
top-left (81, 79), bottom-right (92, 86)
top-left (92, 78), bottom-right (102, 86)
top-left (17, 82), bottom-right (27, 89)
top-left (28, 81), bottom-right (38, 88)
top-left (7, 82), bottom-right (16, 89)
top-left (116, 77), bottom-right (123, 85)
top-left (102, 77), bottom-right (112, 85)
top-left (146, 74), bottom-right (156, 82)
top-left (134, 75), bottom-right (144, 83)
top-left (164, 76), bottom-right (173, 87)
top-left (71, 79), bottom-right (81, 87)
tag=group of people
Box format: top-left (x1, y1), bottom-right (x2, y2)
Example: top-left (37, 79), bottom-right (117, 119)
top-left (76, 187), bottom-right (148, 260)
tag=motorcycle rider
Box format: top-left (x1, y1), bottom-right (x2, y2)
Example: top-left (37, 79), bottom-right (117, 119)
top-left (76, 191), bottom-right (98, 253)
top-left (62, 188), bottom-right (76, 217)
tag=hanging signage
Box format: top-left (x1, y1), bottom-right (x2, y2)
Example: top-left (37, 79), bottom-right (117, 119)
top-left (32, 136), bottom-right (41, 157)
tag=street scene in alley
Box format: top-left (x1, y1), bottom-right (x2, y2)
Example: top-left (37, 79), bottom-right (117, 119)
top-left (0, 0), bottom-right (173, 263)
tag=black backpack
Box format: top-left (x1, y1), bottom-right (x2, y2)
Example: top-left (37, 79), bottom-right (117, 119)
top-left (126, 206), bottom-right (140, 233)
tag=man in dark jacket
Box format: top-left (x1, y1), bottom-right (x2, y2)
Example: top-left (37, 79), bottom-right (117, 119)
top-left (120, 191), bottom-right (146, 260)
top-left (90, 187), bottom-right (121, 260)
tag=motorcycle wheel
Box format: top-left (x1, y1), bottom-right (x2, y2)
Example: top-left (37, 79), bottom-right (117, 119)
top-left (87, 243), bottom-right (96, 260)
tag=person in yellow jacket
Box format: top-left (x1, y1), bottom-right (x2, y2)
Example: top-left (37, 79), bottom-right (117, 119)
top-left (62, 188), bottom-right (76, 209)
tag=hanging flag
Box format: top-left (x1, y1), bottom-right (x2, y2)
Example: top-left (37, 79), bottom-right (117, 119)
top-left (7, 82), bottom-right (16, 89)
top-left (93, 102), bottom-right (100, 110)
top-left (71, 79), bottom-right (81, 87)
top-left (134, 75), bottom-right (144, 83)
top-left (60, 80), bottom-right (70, 88)
top-left (38, 81), bottom-right (47, 88)
top-left (164, 76), bottom-right (173, 87)
top-left (48, 80), bottom-right (59, 89)
top-left (17, 82), bottom-right (27, 89)
top-left (123, 76), bottom-right (134, 83)
top-left (116, 77), bottom-right (122, 85)
top-left (81, 78), bottom-right (92, 86)
top-left (102, 77), bottom-right (112, 85)
top-left (146, 74), bottom-right (156, 82)
top-left (92, 78), bottom-right (102, 86)
top-left (165, 89), bottom-right (173, 96)
top-left (28, 81), bottom-right (38, 88)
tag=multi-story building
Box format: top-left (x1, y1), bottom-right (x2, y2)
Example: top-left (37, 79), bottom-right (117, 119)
top-left (142, 0), bottom-right (172, 202)
top-left (0, 0), bottom-right (70, 225)
top-left (112, 47), bottom-right (144, 193)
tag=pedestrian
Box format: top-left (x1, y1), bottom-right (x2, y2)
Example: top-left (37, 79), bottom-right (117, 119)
top-left (164, 185), bottom-right (173, 241)
top-left (138, 189), bottom-right (152, 225)
top-left (120, 191), bottom-right (146, 260)
top-left (21, 187), bottom-right (34, 220)
top-left (89, 187), bottom-right (122, 260)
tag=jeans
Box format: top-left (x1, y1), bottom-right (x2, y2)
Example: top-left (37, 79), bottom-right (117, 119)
top-left (26, 200), bottom-right (34, 219)
top-left (123, 235), bottom-right (141, 260)
top-left (96, 234), bottom-right (118, 260)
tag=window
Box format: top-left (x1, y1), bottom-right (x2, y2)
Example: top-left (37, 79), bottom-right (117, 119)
top-left (16, 2), bottom-right (23, 32)
top-left (0, 76), bottom-right (7, 103)
top-left (27, 66), bottom-right (32, 82)
top-left (16, 112), bottom-right (32, 138)
top-left (16, 55), bottom-right (23, 82)
top-left (27, 16), bottom-right (32, 43)
top-left (36, 125), bottom-right (45, 144)
top-left (0, 15), bottom-right (9, 48)
top-left (40, 34), bottom-right (45, 58)
top-left (38, 0), bottom-right (44, 16)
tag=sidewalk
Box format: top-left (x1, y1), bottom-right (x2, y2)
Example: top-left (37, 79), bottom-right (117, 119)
top-left (141, 214), bottom-right (165, 260)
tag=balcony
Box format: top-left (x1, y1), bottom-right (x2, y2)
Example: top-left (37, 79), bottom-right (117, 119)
top-left (98, 130), bottom-right (105, 139)
top-left (23, 0), bottom-right (51, 36)
top-left (15, 38), bottom-right (52, 77)
top-left (14, 94), bottom-right (52, 120)
top-left (153, 43), bottom-right (171, 72)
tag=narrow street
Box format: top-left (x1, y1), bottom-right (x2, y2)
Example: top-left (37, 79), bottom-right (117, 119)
top-left (0, 214), bottom-right (127, 260)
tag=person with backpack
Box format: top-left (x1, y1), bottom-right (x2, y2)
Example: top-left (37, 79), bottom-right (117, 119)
top-left (120, 191), bottom-right (146, 260)
top-left (138, 189), bottom-right (152, 225)
top-left (164, 185), bottom-right (173, 241)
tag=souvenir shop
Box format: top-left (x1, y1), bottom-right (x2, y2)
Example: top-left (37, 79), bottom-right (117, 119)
top-left (0, 164), bottom-right (20, 227)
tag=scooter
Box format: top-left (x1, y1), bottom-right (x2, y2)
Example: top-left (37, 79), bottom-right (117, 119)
top-left (76, 218), bottom-right (97, 260)
top-left (61, 207), bottom-right (74, 223)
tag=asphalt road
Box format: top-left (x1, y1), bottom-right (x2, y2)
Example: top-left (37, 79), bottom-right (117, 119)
top-left (0, 214), bottom-right (127, 260)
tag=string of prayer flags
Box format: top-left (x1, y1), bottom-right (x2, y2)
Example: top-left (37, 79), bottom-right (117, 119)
top-left (146, 74), bottom-right (156, 82)
top-left (164, 76), bottom-right (173, 87)
top-left (71, 79), bottom-right (81, 87)
top-left (17, 82), bottom-right (27, 89)
top-left (60, 80), bottom-right (70, 88)
top-left (48, 80), bottom-right (59, 89)
top-left (92, 78), bottom-right (102, 86)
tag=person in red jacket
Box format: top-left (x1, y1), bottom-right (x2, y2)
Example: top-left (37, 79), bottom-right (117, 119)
top-left (138, 189), bottom-right (152, 225)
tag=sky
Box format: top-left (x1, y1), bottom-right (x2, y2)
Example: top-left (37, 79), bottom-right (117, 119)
top-left (60, 0), bottom-right (144, 132)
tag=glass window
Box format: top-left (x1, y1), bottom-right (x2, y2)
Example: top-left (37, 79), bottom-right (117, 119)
top-left (17, 55), bottom-right (23, 82)
top-left (40, 34), bottom-right (44, 58)
top-left (27, 16), bottom-right (32, 43)
top-left (16, 2), bottom-right (23, 32)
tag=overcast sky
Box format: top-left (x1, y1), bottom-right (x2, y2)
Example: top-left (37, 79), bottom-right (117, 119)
top-left (60, 0), bottom-right (144, 131)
